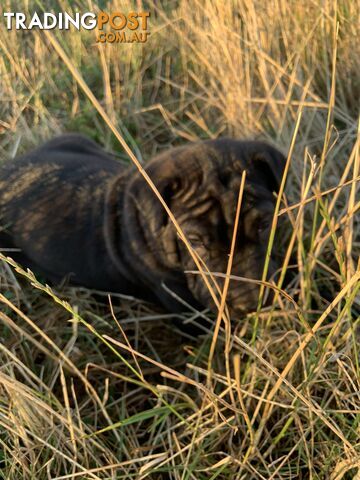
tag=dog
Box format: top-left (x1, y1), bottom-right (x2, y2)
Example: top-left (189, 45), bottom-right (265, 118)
top-left (0, 134), bottom-right (285, 314)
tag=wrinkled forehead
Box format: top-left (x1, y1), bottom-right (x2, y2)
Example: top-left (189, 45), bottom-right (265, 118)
top-left (177, 142), bottom-right (247, 174)
top-left (144, 141), bottom-right (280, 215)
top-left (173, 145), bottom-right (213, 181)
top-left (148, 142), bottom-right (247, 184)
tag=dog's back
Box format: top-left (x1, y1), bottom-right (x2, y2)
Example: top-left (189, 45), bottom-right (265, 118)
top-left (0, 134), bottom-right (134, 291)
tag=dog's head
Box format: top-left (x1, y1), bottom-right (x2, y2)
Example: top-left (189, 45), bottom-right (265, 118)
top-left (123, 139), bottom-right (286, 315)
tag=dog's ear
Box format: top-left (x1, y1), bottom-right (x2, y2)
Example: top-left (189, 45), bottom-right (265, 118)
top-left (123, 147), bottom-right (201, 271)
top-left (125, 165), bottom-right (183, 236)
top-left (251, 147), bottom-right (286, 194)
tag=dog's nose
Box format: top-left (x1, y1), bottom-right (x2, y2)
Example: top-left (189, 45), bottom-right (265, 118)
top-left (226, 283), bottom-right (260, 314)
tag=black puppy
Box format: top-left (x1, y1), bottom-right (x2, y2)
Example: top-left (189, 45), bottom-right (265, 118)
top-left (0, 134), bottom-right (285, 314)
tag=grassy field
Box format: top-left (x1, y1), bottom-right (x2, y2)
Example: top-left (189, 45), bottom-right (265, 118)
top-left (0, 0), bottom-right (359, 478)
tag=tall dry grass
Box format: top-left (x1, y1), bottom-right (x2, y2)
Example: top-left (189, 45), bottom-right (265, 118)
top-left (0, 0), bottom-right (359, 478)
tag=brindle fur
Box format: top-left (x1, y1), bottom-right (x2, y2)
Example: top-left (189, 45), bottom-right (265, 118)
top-left (0, 134), bottom-right (285, 314)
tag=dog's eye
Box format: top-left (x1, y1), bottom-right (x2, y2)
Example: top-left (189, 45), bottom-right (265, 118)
top-left (219, 170), bottom-right (232, 187)
top-left (244, 204), bottom-right (274, 242)
top-left (188, 234), bottom-right (207, 248)
top-left (257, 218), bottom-right (271, 234)
top-left (188, 234), bottom-right (202, 244)
top-left (172, 178), bottom-right (182, 192)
